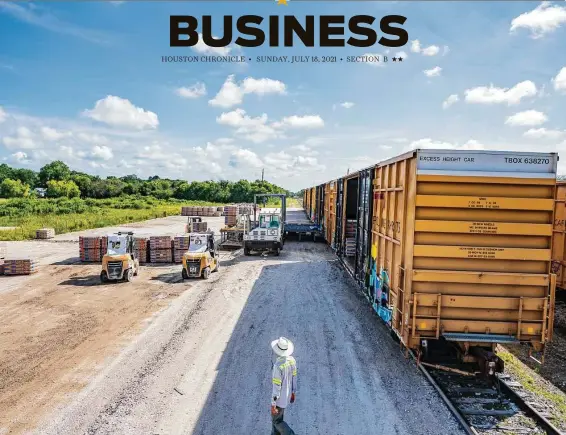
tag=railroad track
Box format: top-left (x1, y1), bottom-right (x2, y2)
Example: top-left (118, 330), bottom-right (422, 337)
top-left (417, 361), bottom-right (562, 435)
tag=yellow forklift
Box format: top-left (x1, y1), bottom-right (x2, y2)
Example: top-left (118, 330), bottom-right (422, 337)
top-left (100, 232), bottom-right (140, 283)
top-left (181, 232), bottom-right (219, 280)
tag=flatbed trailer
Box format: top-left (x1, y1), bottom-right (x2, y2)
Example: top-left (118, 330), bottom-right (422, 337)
top-left (284, 209), bottom-right (323, 241)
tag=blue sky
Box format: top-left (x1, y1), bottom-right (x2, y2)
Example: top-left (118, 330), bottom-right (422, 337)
top-left (1, 1), bottom-right (565, 191)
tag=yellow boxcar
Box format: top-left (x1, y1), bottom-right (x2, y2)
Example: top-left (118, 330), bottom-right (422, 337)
top-left (304, 149), bottom-right (558, 361)
top-left (552, 181), bottom-right (566, 289)
top-left (371, 149), bottom-right (556, 356)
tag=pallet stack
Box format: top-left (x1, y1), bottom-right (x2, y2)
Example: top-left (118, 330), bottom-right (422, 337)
top-left (3, 258), bottom-right (39, 275)
top-left (149, 236), bottom-right (173, 263)
top-left (36, 228), bottom-right (55, 239)
top-left (181, 206), bottom-right (222, 217)
top-left (79, 236), bottom-right (104, 262)
top-left (173, 235), bottom-right (190, 263)
top-left (186, 221), bottom-right (208, 233)
top-left (133, 237), bottom-right (149, 264)
top-left (238, 205), bottom-right (253, 215)
top-left (345, 219), bottom-right (356, 257)
top-left (0, 242), bottom-right (6, 275)
top-left (224, 206), bottom-right (238, 227)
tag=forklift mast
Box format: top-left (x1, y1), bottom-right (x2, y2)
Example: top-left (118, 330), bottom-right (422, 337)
top-left (253, 193), bottom-right (286, 225)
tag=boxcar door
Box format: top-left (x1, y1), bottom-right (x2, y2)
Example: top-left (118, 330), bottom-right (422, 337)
top-left (335, 178), bottom-right (344, 255)
top-left (355, 169), bottom-right (373, 286)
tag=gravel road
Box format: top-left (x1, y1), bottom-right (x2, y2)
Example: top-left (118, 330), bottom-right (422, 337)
top-left (37, 242), bottom-right (465, 435)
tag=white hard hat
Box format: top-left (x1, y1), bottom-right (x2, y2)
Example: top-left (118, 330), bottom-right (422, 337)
top-left (271, 337), bottom-right (294, 357)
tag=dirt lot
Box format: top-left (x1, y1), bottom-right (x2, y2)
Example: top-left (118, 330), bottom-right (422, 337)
top-left (1, 215), bottom-right (465, 435)
top-left (0, 216), bottom-right (229, 434)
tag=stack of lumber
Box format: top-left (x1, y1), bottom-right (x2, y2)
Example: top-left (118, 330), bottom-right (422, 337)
top-left (3, 258), bottom-right (39, 275)
top-left (133, 237), bottom-right (149, 264)
top-left (36, 227), bottom-right (55, 239)
top-left (79, 236), bottom-right (104, 262)
top-left (173, 235), bottom-right (190, 263)
top-left (224, 206), bottom-right (238, 227)
top-left (150, 236), bottom-right (173, 263)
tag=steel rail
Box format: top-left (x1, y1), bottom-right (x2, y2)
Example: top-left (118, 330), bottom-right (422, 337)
top-left (336, 252), bottom-right (562, 435)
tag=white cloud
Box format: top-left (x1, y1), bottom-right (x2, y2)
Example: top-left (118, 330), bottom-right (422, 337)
top-left (216, 109), bottom-right (280, 143)
top-left (442, 94), bottom-right (459, 109)
top-left (217, 110), bottom-right (324, 143)
top-left (340, 102), bottom-right (355, 109)
top-left (410, 40), bottom-right (421, 53)
top-left (264, 151), bottom-right (325, 174)
top-left (510, 2), bottom-right (566, 39)
top-left (209, 75), bottom-right (286, 108)
top-left (523, 127), bottom-right (565, 139)
top-left (176, 82), bottom-right (207, 99)
top-left (91, 145), bottom-right (114, 161)
top-left (406, 138), bottom-right (485, 151)
top-left (424, 66), bottom-right (442, 77)
top-left (11, 151), bottom-right (30, 163)
top-left (83, 95), bottom-right (159, 130)
top-left (442, 46), bottom-right (450, 56)
top-left (208, 75), bottom-right (243, 108)
top-left (505, 110), bottom-right (548, 127)
top-left (40, 126), bottom-right (70, 141)
top-left (76, 132), bottom-right (108, 145)
top-left (553, 67), bottom-right (566, 92)
top-left (229, 148), bottom-right (263, 168)
top-left (422, 45), bottom-right (440, 56)
top-left (464, 80), bottom-right (537, 105)
top-left (240, 77), bottom-right (286, 95)
top-left (192, 33), bottom-right (232, 56)
top-left (273, 115), bottom-right (325, 129)
top-left (410, 39), bottom-right (440, 56)
top-left (0, 106), bottom-right (6, 123)
top-left (2, 126), bottom-right (37, 149)
top-left (289, 144), bottom-right (319, 156)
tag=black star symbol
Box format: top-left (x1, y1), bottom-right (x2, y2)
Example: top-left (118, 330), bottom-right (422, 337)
top-left (392, 57), bottom-right (397, 62)
top-left (398, 57), bottom-right (403, 62)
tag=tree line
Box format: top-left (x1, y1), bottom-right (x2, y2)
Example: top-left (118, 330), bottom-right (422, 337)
top-left (0, 161), bottom-right (291, 203)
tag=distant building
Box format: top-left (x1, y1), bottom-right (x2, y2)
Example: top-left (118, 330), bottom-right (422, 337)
top-left (35, 188), bottom-right (47, 198)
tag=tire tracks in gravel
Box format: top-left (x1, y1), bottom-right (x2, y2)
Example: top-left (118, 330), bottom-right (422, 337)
top-left (84, 277), bottom-right (219, 435)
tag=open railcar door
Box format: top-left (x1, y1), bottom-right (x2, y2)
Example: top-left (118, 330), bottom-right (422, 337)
top-left (335, 178), bottom-right (344, 255)
top-left (355, 168), bottom-right (374, 286)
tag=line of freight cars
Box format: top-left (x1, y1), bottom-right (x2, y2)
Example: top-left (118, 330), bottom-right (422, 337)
top-left (304, 149), bottom-right (558, 373)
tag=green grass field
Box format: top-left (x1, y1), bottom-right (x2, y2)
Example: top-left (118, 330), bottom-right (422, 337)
top-left (0, 196), bottom-right (221, 241)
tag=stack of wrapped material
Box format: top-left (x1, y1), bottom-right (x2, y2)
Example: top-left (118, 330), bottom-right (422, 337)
top-left (224, 206), bottom-right (238, 227)
top-left (133, 237), bottom-right (149, 264)
top-left (4, 258), bottom-right (39, 275)
top-left (149, 236), bottom-right (173, 263)
top-left (36, 227), bottom-right (55, 239)
top-left (173, 235), bottom-right (190, 263)
top-left (79, 236), bottom-right (103, 262)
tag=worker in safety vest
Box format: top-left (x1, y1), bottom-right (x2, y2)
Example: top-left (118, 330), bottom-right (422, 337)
top-left (270, 337), bottom-right (297, 435)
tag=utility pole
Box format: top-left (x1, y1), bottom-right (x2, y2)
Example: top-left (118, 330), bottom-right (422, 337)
top-left (261, 168), bottom-right (264, 182)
